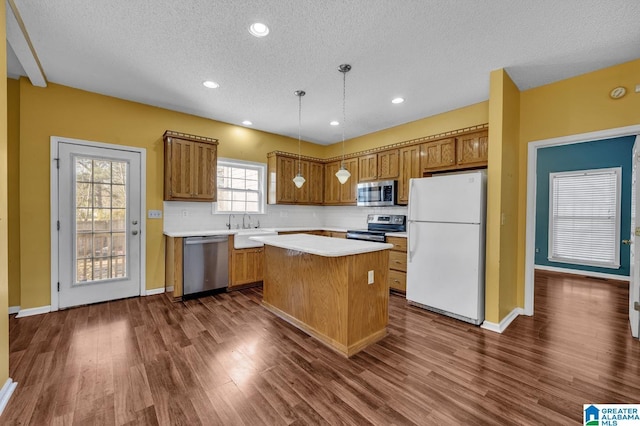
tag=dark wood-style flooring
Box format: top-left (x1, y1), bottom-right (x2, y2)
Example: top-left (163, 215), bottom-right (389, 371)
top-left (2, 271), bottom-right (640, 425)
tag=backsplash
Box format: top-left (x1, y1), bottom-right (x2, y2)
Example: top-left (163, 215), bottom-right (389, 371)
top-left (163, 202), bottom-right (408, 233)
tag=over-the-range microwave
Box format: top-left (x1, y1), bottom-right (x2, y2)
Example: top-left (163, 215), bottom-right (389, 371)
top-left (356, 180), bottom-right (397, 207)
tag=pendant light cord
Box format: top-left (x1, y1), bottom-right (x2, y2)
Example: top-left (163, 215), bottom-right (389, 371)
top-left (341, 69), bottom-right (346, 168)
top-left (298, 92), bottom-right (302, 175)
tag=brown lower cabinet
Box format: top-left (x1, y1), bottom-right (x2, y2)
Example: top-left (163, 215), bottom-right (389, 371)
top-left (387, 236), bottom-right (407, 293)
top-left (230, 245), bottom-right (264, 287)
top-left (165, 236), bottom-right (183, 298)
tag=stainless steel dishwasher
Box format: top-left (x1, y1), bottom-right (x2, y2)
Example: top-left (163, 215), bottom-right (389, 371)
top-left (183, 235), bottom-right (229, 297)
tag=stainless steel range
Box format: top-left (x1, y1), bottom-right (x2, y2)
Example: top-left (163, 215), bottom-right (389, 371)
top-left (346, 214), bottom-right (406, 242)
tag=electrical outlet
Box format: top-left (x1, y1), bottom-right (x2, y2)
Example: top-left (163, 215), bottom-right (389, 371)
top-left (181, 210), bottom-right (188, 217)
top-left (147, 210), bottom-right (162, 219)
top-left (368, 270), bottom-right (374, 284)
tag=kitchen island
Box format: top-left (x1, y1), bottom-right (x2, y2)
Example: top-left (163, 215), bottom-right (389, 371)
top-left (250, 234), bottom-right (392, 357)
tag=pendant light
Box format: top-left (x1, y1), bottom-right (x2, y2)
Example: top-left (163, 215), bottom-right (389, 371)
top-left (335, 64), bottom-right (351, 184)
top-left (292, 90), bottom-right (306, 188)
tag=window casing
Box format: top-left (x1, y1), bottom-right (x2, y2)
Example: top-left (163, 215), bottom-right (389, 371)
top-left (214, 158), bottom-right (266, 214)
top-left (548, 167), bottom-right (621, 269)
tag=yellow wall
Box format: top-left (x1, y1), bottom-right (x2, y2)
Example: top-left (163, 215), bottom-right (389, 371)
top-left (324, 101), bottom-right (489, 157)
top-left (7, 79), bottom-right (19, 308)
top-left (516, 58), bottom-right (640, 304)
top-left (13, 57), bottom-right (639, 325)
top-left (17, 81), bottom-right (323, 309)
top-left (485, 69), bottom-right (521, 324)
top-left (0, 0), bottom-right (9, 385)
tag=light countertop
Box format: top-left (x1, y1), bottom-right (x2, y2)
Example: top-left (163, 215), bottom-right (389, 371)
top-left (250, 234), bottom-right (393, 257)
top-left (385, 232), bottom-right (407, 238)
top-left (163, 226), bottom-right (349, 238)
top-left (163, 229), bottom-right (237, 238)
top-left (163, 227), bottom-right (406, 238)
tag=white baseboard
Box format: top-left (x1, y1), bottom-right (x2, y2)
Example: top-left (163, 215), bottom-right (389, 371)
top-left (145, 287), bottom-right (166, 296)
top-left (481, 307), bottom-right (524, 333)
top-left (15, 305), bottom-right (51, 318)
top-left (0, 379), bottom-right (17, 416)
top-left (535, 264), bottom-right (630, 282)
top-left (8, 306), bottom-right (20, 315)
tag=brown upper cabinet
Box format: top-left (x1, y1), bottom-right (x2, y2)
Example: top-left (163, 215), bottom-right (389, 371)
top-left (324, 159), bottom-right (358, 205)
top-left (358, 149), bottom-right (399, 182)
top-left (164, 130), bottom-right (218, 201)
top-left (265, 127), bottom-right (486, 206)
top-left (267, 153), bottom-right (324, 205)
top-left (456, 131), bottom-right (489, 168)
top-left (398, 145), bottom-right (421, 204)
top-left (420, 138), bottom-right (457, 173)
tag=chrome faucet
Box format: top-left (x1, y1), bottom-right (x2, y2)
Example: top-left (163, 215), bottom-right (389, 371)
top-left (226, 214), bottom-right (235, 230)
top-left (242, 213), bottom-right (252, 229)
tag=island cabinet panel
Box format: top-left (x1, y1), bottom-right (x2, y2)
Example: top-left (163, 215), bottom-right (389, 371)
top-left (398, 145), bottom-right (421, 204)
top-left (262, 245), bottom-right (389, 357)
top-left (420, 138), bottom-right (456, 173)
top-left (164, 131), bottom-right (218, 201)
top-left (456, 130), bottom-right (489, 168)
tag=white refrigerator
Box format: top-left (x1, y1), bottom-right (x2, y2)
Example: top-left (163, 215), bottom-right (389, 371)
top-left (406, 170), bottom-right (487, 325)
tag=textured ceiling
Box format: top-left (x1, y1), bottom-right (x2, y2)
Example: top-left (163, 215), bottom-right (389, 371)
top-left (8, 0), bottom-right (640, 145)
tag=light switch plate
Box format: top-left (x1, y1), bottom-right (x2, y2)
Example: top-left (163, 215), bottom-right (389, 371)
top-left (148, 210), bottom-right (162, 219)
top-left (368, 270), bottom-right (374, 284)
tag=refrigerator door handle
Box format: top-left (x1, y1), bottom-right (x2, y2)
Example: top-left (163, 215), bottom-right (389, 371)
top-left (408, 221), bottom-right (415, 263)
top-left (408, 180), bottom-right (416, 220)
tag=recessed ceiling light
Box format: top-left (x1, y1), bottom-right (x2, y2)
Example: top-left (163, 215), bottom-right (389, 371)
top-left (391, 97), bottom-right (405, 104)
top-left (330, 121), bottom-right (339, 126)
top-left (249, 23), bottom-right (269, 37)
top-left (203, 80), bottom-right (219, 89)
top-left (242, 120), bottom-right (253, 126)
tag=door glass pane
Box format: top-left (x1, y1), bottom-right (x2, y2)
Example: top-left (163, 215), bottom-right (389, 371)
top-left (74, 156), bottom-right (128, 284)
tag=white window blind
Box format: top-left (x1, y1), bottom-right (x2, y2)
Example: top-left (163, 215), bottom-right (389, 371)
top-left (215, 159), bottom-right (266, 214)
top-left (548, 167), bottom-right (621, 269)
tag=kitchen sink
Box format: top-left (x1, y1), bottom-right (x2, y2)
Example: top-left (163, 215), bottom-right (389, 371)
top-left (233, 229), bottom-right (277, 249)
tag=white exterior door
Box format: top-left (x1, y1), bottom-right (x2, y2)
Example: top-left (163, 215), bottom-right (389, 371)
top-left (57, 141), bottom-right (142, 309)
top-left (630, 137), bottom-right (640, 338)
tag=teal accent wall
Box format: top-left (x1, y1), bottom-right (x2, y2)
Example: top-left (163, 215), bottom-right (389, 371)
top-left (535, 135), bottom-right (635, 276)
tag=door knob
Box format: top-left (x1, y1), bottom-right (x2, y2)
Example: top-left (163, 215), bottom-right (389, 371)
top-left (622, 239), bottom-right (632, 245)
top-left (132, 230), bottom-right (139, 236)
